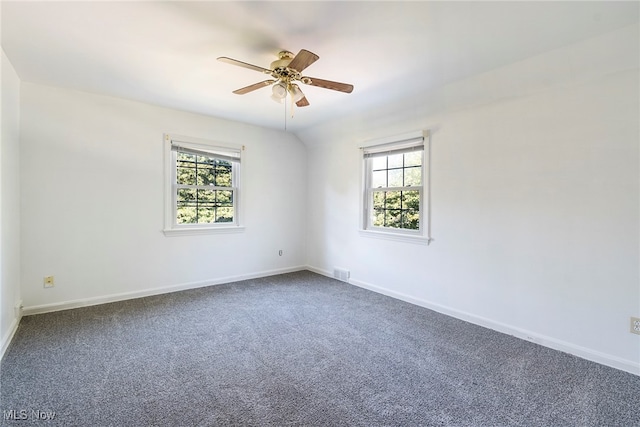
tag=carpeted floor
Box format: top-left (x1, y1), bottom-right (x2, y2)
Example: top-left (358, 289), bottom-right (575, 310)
top-left (1, 271), bottom-right (639, 426)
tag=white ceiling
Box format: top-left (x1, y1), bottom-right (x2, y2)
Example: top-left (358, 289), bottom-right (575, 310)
top-left (2, 1), bottom-right (638, 133)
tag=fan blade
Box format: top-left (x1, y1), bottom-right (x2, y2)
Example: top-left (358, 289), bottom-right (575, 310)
top-left (287, 49), bottom-right (319, 72)
top-left (232, 80), bottom-right (276, 95)
top-left (218, 57), bottom-right (271, 74)
top-left (304, 77), bottom-right (353, 93)
top-left (296, 97), bottom-right (310, 107)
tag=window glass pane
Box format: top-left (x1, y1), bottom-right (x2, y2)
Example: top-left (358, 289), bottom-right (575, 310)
top-left (372, 170), bottom-right (386, 188)
top-left (373, 209), bottom-right (385, 227)
top-left (196, 164), bottom-right (215, 186)
top-left (402, 190), bottom-right (420, 210)
top-left (404, 167), bottom-right (421, 186)
top-left (177, 152), bottom-right (195, 162)
top-left (385, 191), bottom-right (401, 209)
top-left (177, 207), bottom-right (197, 224)
top-left (217, 190), bottom-right (234, 205)
top-left (177, 153), bottom-right (196, 185)
top-left (216, 207), bottom-right (234, 222)
top-left (385, 209), bottom-right (402, 228)
top-left (177, 166), bottom-right (196, 185)
top-left (372, 191), bottom-right (385, 209)
top-left (177, 188), bottom-right (196, 203)
top-left (403, 210), bottom-right (420, 230)
top-left (196, 189), bottom-right (215, 204)
top-left (196, 207), bottom-right (215, 224)
top-left (177, 189), bottom-right (197, 224)
top-left (215, 164), bottom-right (232, 187)
top-left (372, 156), bottom-right (386, 170)
top-left (388, 169), bottom-right (403, 187)
top-left (404, 151), bottom-right (421, 167)
top-left (388, 153), bottom-right (403, 168)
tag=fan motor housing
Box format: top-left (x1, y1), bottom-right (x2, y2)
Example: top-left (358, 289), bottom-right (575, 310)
top-left (270, 50), bottom-right (294, 70)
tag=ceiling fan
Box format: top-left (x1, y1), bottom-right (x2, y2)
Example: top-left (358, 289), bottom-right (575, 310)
top-left (217, 49), bottom-right (354, 108)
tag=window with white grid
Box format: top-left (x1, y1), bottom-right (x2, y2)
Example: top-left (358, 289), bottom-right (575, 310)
top-left (362, 131), bottom-right (431, 243)
top-left (164, 134), bottom-right (243, 236)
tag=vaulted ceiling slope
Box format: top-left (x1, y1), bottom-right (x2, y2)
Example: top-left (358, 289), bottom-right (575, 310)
top-left (2, 1), bottom-right (638, 133)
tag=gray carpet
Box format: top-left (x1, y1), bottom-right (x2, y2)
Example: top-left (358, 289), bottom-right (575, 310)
top-left (1, 271), bottom-right (639, 426)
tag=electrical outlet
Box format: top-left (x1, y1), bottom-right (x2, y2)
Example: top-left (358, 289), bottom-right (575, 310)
top-left (631, 317), bottom-right (640, 335)
top-left (43, 276), bottom-right (54, 288)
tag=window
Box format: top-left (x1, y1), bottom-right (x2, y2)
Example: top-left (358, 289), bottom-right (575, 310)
top-left (164, 134), bottom-right (243, 236)
top-left (361, 130), bottom-right (432, 243)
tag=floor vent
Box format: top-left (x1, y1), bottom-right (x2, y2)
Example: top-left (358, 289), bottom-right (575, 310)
top-left (334, 268), bottom-right (350, 282)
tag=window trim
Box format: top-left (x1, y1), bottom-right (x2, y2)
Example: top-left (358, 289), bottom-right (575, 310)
top-left (163, 133), bottom-right (244, 236)
top-left (360, 130), bottom-right (433, 245)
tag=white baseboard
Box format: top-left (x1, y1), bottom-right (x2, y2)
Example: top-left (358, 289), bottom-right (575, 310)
top-left (23, 266), bottom-right (307, 316)
top-left (306, 265), bottom-right (335, 279)
top-left (306, 265), bottom-right (640, 376)
top-left (16, 264), bottom-right (640, 376)
top-left (1, 306), bottom-right (22, 361)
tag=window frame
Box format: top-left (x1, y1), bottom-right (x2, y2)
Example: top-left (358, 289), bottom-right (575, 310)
top-left (360, 130), bottom-right (433, 245)
top-left (163, 134), bottom-right (244, 236)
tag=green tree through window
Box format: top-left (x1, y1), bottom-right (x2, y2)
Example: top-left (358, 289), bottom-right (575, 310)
top-left (370, 151), bottom-right (422, 230)
top-left (176, 152), bottom-right (235, 224)
top-left (362, 132), bottom-right (427, 238)
top-left (164, 134), bottom-right (242, 235)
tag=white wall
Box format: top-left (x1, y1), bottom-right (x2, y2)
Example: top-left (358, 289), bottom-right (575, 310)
top-left (301, 24), bottom-right (640, 374)
top-left (1, 49), bottom-right (22, 356)
top-left (20, 84), bottom-right (307, 311)
top-left (6, 18), bottom-right (639, 377)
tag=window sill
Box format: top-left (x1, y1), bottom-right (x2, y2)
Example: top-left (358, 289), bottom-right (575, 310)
top-left (359, 229), bottom-right (433, 245)
top-left (163, 226), bottom-right (245, 237)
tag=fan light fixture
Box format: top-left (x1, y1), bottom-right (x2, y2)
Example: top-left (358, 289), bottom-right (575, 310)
top-left (270, 82), bottom-right (287, 103)
top-left (270, 82), bottom-right (305, 106)
top-left (288, 84), bottom-right (304, 103)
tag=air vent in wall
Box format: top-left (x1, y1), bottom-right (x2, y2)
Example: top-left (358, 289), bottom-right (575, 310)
top-left (334, 268), bottom-right (350, 282)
